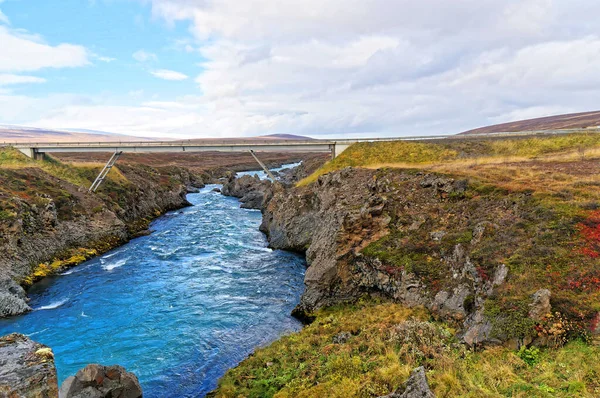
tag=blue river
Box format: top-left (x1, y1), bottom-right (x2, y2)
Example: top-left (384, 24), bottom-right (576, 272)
top-left (0, 166), bottom-right (306, 397)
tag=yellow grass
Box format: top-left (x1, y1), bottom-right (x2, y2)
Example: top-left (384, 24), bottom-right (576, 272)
top-left (213, 301), bottom-right (600, 398)
top-left (297, 133), bottom-right (600, 186)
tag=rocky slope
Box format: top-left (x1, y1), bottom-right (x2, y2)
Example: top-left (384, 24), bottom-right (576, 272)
top-left (0, 333), bottom-right (58, 397)
top-left (258, 167), bottom-right (599, 346)
top-left (220, 153), bottom-right (329, 210)
top-left (0, 155), bottom-right (204, 318)
top-left (221, 173), bottom-right (274, 210)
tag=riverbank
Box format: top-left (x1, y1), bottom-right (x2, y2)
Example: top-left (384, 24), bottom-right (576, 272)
top-left (211, 133), bottom-right (600, 397)
top-left (0, 183), bottom-right (307, 396)
top-left (0, 147), bottom-right (319, 318)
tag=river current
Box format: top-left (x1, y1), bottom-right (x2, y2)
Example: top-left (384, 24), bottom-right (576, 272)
top-left (0, 165), bottom-right (306, 397)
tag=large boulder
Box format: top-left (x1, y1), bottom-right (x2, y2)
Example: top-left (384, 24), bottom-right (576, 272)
top-left (0, 277), bottom-right (32, 318)
top-left (221, 174), bottom-right (274, 210)
top-left (59, 364), bottom-right (142, 398)
top-left (529, 289), bottom-right (551, 321)
top-left (0, 333), bottom-right (58, 397)
top-left (379, 367), bottom-right (435, 398)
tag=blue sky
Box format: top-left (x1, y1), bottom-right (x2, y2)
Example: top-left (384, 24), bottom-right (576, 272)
top-left (1, 0), bottom-right (600, 138)
top-left (1, 0), bottom-right (199, 102)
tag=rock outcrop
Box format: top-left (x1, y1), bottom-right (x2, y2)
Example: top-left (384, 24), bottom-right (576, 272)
top-left (59, 364), bottom-right (142, 398)
top-left (0, 163), bottom-right (203, 318)
top-left (276, 154), bottom-right (329, 186)
top-left (0, 333), bottom-right (58, 397)
top-left (379, 367), bottom-right (435, 398)
top-left (0, 277), bottom-right (31, 317)
top-left (529, 289), bottom-right (551, 321)
top-left (221, 173), bottom-right (274, 210)
top-left (259, 167), bottom-right (550, 344)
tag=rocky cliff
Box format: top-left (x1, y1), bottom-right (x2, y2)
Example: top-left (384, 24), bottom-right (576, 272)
top-left (0, 158), bottom-right (204, 318)
top-left (258, 167), bottom-right (597, 346)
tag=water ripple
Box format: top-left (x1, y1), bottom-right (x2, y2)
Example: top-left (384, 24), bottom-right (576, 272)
top-left (0, 177), bottom-right (306, 398)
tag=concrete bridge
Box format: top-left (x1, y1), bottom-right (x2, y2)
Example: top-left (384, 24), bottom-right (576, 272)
top-left (8, 128), bottom-right (589, 161)
top-left (13, 139), bottom-right (350, 160)
top-left (4, 128), bottom-right (596, 191)
top-left (8, 138), bottom-right (370, 191)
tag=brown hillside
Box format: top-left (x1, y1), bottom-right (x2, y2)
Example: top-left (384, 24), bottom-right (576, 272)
top-left (461, 111), bottom-right (600, 135)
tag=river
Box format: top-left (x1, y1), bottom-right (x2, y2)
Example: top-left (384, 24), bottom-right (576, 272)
top-left (0, 165), bottom-right (306, 397)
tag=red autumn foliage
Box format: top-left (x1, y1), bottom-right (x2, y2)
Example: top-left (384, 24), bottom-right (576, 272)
top-left (576, 210), bottom-right (600, 258)
top-left (566, 271), bottom-right (600, 292)
top-left (476, 266), bottom-right (490, 281)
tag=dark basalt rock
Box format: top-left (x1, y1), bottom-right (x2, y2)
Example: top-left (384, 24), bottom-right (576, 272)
top-left (260, 168), bottom-right (518, 346)
top-left (0, 333), bottom-right (58, 397)
top-left (221, 174), bottom-right (274, 210)
top-left (379, 367), bottom-right (435, 398)
top-left (0, 278), bottom-right (31, 318)
top-left (59, 364), bottom-right (142, 398)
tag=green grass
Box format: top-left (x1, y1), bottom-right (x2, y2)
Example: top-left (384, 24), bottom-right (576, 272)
top-left (211, 301), bottom-right (600, 397)
top-left (0, 146), bottom-right (103, 187)
top-left (298, 133), bottom-right (600, 186)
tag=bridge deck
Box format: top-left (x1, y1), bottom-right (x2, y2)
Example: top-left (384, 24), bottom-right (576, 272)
top-left (3, 128), bottom-right (598, 159)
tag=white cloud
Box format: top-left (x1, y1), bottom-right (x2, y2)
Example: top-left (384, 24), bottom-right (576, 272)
top-left (5, 0), bottom-right (600, 138)
top-left (132, 50), bottom-right (157, 62)
top-left (0, 26), bottom-right (89, 72)
top-left (150, 69), bottom-right (189, 81)
top-left (126, 0), bottom-right (600, 136)
top-left (0, 74), bottom-right (46, 85)
top-left (95, 55), bottom-right (116, 63)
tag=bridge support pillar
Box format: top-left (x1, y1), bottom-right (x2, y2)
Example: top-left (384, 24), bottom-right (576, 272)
top-left (89, 151), bottom-right (123, 193)
top-left (249, 150), bottom-right (277, 181)
top-left (17, 148), bottom-right (45, 159)
top-left (332, 143), bottom-right (351, 159)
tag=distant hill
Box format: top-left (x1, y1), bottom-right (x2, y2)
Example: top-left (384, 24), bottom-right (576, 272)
top-left (461, 111), bottom-right (600, 135)
top-left (0, 125), bottom-right (155, 143)
top-left (0, 125), bottom-right (313, 144)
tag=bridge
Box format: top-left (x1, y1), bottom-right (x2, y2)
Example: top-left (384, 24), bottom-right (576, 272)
top-left (8, 128), bottom-right (592, 159)
top-left (4, 128), bottom-right (597, 191)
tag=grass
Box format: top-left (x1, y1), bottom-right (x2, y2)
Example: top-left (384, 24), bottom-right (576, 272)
top-left (298, 133), bottom-right (600, 186)
top-left (0, 146), bottom-right (123, 189)
top-left (211, 301), bottom-right (600, 397)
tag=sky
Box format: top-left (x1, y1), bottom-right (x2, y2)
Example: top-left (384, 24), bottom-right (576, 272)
top-left (0, 0), bottom-right (599, 139)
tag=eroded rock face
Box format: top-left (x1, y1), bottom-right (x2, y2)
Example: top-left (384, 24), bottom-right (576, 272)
top-left (221, 174), bottom-right (274, 210)
top-left (379, 367), bottom-right (435, 398)
top-left (0, 278), bottom-right (31, 318)
top-left (260, 168), bottom-right (530, 344)
top-left (262, 168), bottom-right (393, 313)
top-left (0, 164), bottom-right (201, 318)
top-left (59, 364), bottom-right (142, 398)
top-left (0, 333), bottom-right (58, 398)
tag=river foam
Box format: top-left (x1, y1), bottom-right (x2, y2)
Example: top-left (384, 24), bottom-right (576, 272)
top-left (0, 173), bottom-right (305, 398)
top-left (36, 298), bottom-right (69, 311)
